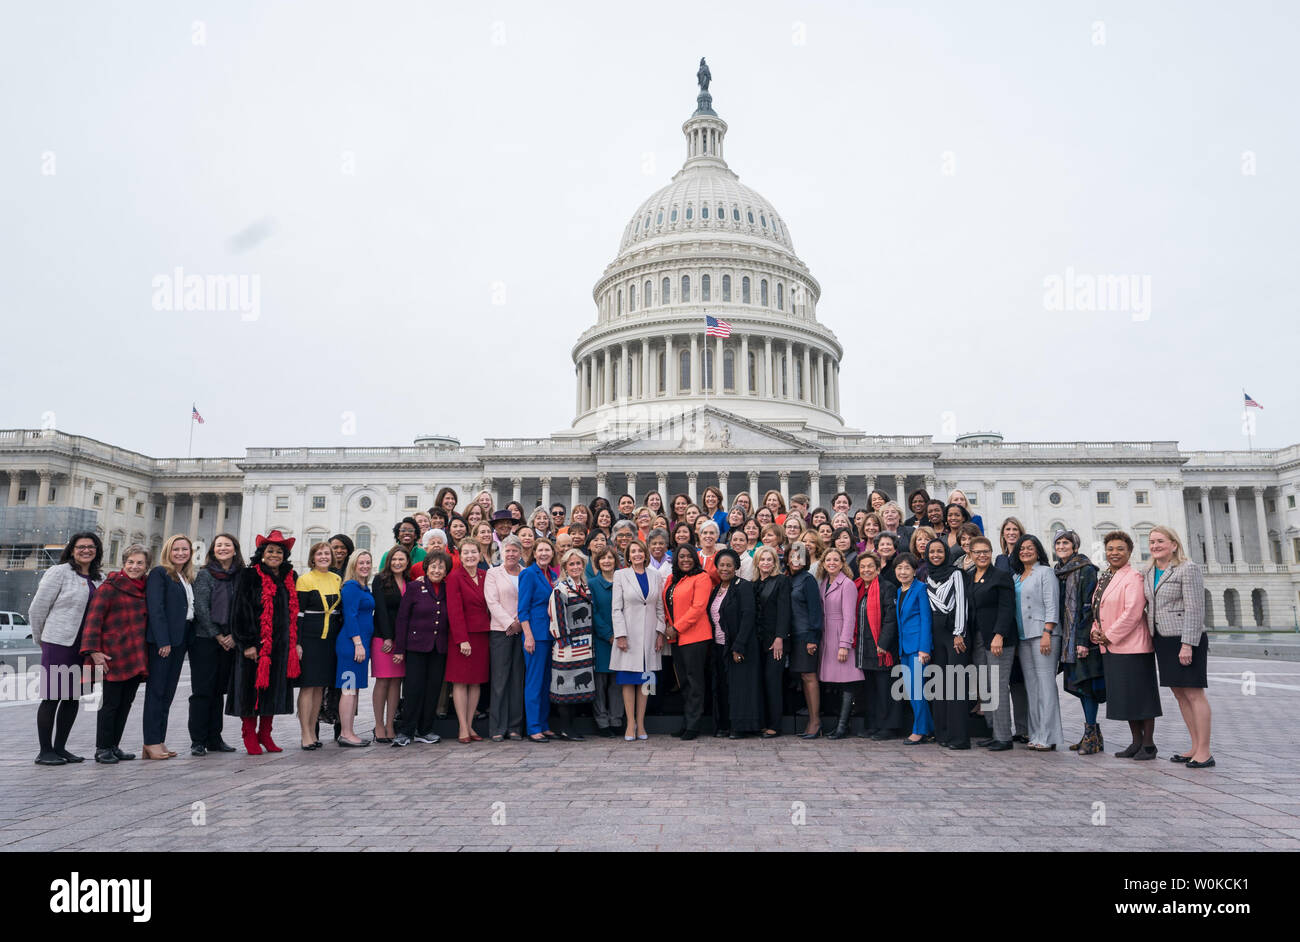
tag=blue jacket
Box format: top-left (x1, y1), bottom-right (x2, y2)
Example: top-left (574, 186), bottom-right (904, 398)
top-left (517, 563), bottom-right (558, 641)
top-left (895, 581), bottom-right (932, 656)
top-left (146, 566), bottom-right (193, 648)
top-left (339, 580), bottom-right (375, 652)
top-left (789, 570), bottom-right (823, 646)
top-left (589, 571), bottom-right (615, 672)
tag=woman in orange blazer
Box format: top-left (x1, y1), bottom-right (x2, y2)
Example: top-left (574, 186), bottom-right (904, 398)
top-left (1092, 530), bottom-right (1161, 760)
top-left (663, 547), bottom-right (713, 740)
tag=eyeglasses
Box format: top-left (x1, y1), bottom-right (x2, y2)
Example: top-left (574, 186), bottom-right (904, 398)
top-left (971, 549), bottom-right (992, 556)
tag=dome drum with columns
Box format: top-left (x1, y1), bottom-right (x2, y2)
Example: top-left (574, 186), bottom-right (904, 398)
top-left (570, 67), bottom-right (847, 438)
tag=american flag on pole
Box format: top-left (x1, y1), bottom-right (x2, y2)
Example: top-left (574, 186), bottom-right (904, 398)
top-left (1244, 391), bottom-right (1263, 410)
top-left (705, 314), bottom-right (732, 338)
top-left (191, 404), bottom-right (205, 424)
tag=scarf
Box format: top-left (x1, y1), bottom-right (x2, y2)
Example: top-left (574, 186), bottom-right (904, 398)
top-left (1091, 566), bottom-right (1116, 638)
top-left (860, 578), bottom-right (893, 667)
top-left (1055, 553), bottom-right (1094, 661)
top-left (256, 565), bottom-right (300, 692)
top-left (205, 561), bottom-right (238, 626)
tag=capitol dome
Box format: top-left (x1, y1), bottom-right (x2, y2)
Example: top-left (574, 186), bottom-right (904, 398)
top-left (569, 61), bottom-right (846, 438)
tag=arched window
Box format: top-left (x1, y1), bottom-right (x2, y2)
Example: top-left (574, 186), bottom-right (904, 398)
top-left (679, 350), bottom-right (691, 390)
top-left (722, 274), bottom-right (731, 301)
top-left (662, 277), bottom-right (671, 304)
top-left (742, 276), bottom-right (751, 304)
top-left (656, 210), bottom-right (663, 225)
top-left (644, 280), bottom-right (652, 307)
top-left (611, 360), bottom-right (619, 398)
top-left (781, 356), bottom-right (788, 397)
top-left (685, 206), bottom-right (693, 221)
top-left (747, 210), bottom-right (754, 224)
top-left (670, 207), bottom-right (678, 222)
top-left (628, 283), bottom-right (636, 312)
top-left (760, 279), bottom-right (769, 306)
top-left (723, 349), bottom-right (735, 392)
top-left (681, 275), bottom-right (690, 302)
top-left (717, 204), bottom-right (724, 222)
top-left (794, 358), bottom-right (803, 398)
top-left (644, 214), bottom-right (650, 230)
top-left (617, 290), bottom-right (623, 315)
top-left (657, 352), bottom-right (666, 393)
top-left (701, 205), bottom-right (709, 219)
top-left (732, 207), bottom-right (740, 221)
top-left (760, 214), bottom-right (767, 228)
top-left (777, 283), bottom-right (784, 310)
top-left (701, 274), bottom-right (710, 302)
top-left (355, 525), bottom-right (372, 552)
top-left (747, 351), bottom-right (756, 393)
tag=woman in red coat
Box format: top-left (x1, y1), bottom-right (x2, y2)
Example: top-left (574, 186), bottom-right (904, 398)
top-left (81, 544), bottom-right (151, 764)
top-left (445, 540), bottom-right (491, 743)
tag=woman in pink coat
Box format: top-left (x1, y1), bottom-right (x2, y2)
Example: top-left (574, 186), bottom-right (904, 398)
top-left (819, 549), bottom-right (865, 739)
top-left (1092, 530), bottom-right (1162, 760)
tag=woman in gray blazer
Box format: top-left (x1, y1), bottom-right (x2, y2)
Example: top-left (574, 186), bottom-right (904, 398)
top-left (610, 540), bottom-right (666, 741)
top-left (28, 532), bottom-right (104, 765)
top-left (1012, 535), bottom-right (1062, 750)
top-left (1144, 526), bottom-right (1213, 768)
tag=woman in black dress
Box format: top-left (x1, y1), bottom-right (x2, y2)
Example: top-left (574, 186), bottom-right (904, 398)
top-left (924, 540), bottom-right (971, 749)
top-left (708, 549), bottom-right (759, 738)
top-left (751, 545), bottom-right (791, 738)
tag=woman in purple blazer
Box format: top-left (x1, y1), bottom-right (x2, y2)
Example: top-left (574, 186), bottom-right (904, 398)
top-left (819, 549), bottom-right (865, 739)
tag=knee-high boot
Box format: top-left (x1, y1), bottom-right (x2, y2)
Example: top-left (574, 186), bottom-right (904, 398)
top-left (257, 715), bottom-right (281, 753)
top-left (241, 717), bottom-right (262, 755)
top-left (827, 689), bottom-right (855, 740)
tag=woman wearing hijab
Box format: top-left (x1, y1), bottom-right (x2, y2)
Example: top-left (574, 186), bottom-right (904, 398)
top-left (924, 540), bottom-right (971, 749)
top-left (1053, 530), bottom-right (1105, 754)
top-left (854, 552), bottom-right (903, 739)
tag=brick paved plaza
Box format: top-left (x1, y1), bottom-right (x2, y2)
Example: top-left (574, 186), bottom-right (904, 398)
top-left (1, 654), bottom-right (1297, 852)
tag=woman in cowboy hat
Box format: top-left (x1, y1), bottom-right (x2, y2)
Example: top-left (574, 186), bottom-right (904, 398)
top-left (226, 530), bottom-right (302, 755)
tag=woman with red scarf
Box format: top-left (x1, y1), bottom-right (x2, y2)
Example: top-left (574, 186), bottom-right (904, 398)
top-left (854, 552), bottom-right (904, 739)
top-left (226, 531), bottom-right (301, 755)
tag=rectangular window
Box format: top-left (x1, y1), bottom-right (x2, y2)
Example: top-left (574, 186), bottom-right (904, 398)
top-left (1001, 492), bottom-right (1015, 506)
top-left (135, 501), bottom-right (144, 516)
top-left (312, 496), bottom-right (326, 510)
top-left (18, 488), bottom-right (27, 502)
top-left (1097, 491), bottom-right (1111, 505)
top-left (109, 539), bottom-right (120, 566)
top-left (1266, 499), bottom-right (1276, 514)
top-left (1289, 495), bottom-right (1296, 509)
top-left (1135, 491), bottom-right (1148, 505)
top-left (114, 497), bottom-right (124, 511)
top-left (967, 493), bottom-right (978, 505)
top-left (48, 487), bottom-right (56, 502)
top-left (154, 506), bottom-right (162, 520)
top-left (198, 508), bottom-right (204, 519)
top-left (275, 496), bottom-right (289, 510)
top-left (93, 493), bottom-right (102, 506)
top-left (404, 496), bottom-right (419, 509)
top-left (1293, 538), bottom-right (1300, 563)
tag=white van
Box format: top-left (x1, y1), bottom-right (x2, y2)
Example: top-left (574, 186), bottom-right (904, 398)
top-left (0, 611), bottom-right (33, 642)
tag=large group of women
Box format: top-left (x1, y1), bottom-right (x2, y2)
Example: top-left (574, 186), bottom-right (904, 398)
top-left (25, 483), bottom-right (1214, 768)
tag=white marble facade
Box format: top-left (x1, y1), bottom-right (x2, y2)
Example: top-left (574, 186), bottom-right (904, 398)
top-left (2, 81), bottom-right (1297, 629)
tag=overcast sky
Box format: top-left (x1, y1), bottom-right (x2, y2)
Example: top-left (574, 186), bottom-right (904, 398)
top-left (3, 1), bottom-right (1297, 456)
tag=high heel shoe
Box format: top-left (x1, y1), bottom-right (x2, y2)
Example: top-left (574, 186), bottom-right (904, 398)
top-left (798, 727), bottom-right (823, 740)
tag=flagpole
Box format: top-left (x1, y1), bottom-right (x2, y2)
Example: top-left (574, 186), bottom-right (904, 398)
top-left (188, 404), bottom-right (195, 459)
top-left (703, 311), bottom-right (709, 410)
top-left (1243, 388), bottom-right (1254, 452)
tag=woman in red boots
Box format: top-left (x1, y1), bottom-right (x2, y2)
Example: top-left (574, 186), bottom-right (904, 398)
top-left (227, 530), bottom-right (301, 754)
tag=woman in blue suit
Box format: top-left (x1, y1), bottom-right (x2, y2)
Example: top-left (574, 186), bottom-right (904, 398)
top-left (517, 537), bottom-right (560, 742)
top-left (893, 552), bottom-right (933, 744)
top-left (143, 534), bottom-right (196, 760)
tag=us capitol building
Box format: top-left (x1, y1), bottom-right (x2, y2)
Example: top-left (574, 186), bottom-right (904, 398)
top-left (2, 65), bottom-right (1298, 629)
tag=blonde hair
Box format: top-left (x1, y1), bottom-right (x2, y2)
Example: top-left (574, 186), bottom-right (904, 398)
top-left (1145, 525), bottom-right (1189, 570)
top-left (760, 523), bottom-right (787, 549)
top-left (909, 526), bottom-right (937, 556)
top-left (558, 548), bottom-right (589, 584)
top-left (880, 501), bottom-right (904, 524)
top-left (753, 544), bottom-right (781, 577)
top-left (159, 534), bottom-right (195, 583)
top-left (344, 551), bottom-right (373, 586)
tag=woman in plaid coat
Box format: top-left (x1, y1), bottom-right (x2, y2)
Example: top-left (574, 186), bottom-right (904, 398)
top-left (81, 544), bottom-right (151, 764)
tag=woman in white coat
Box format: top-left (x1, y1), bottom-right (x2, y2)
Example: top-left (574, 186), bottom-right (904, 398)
top-left (610, 539), bottom-right (666, 741)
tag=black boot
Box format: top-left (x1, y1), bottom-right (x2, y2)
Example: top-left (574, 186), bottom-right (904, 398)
top-left (827, 691), bottom-right (855, 740)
